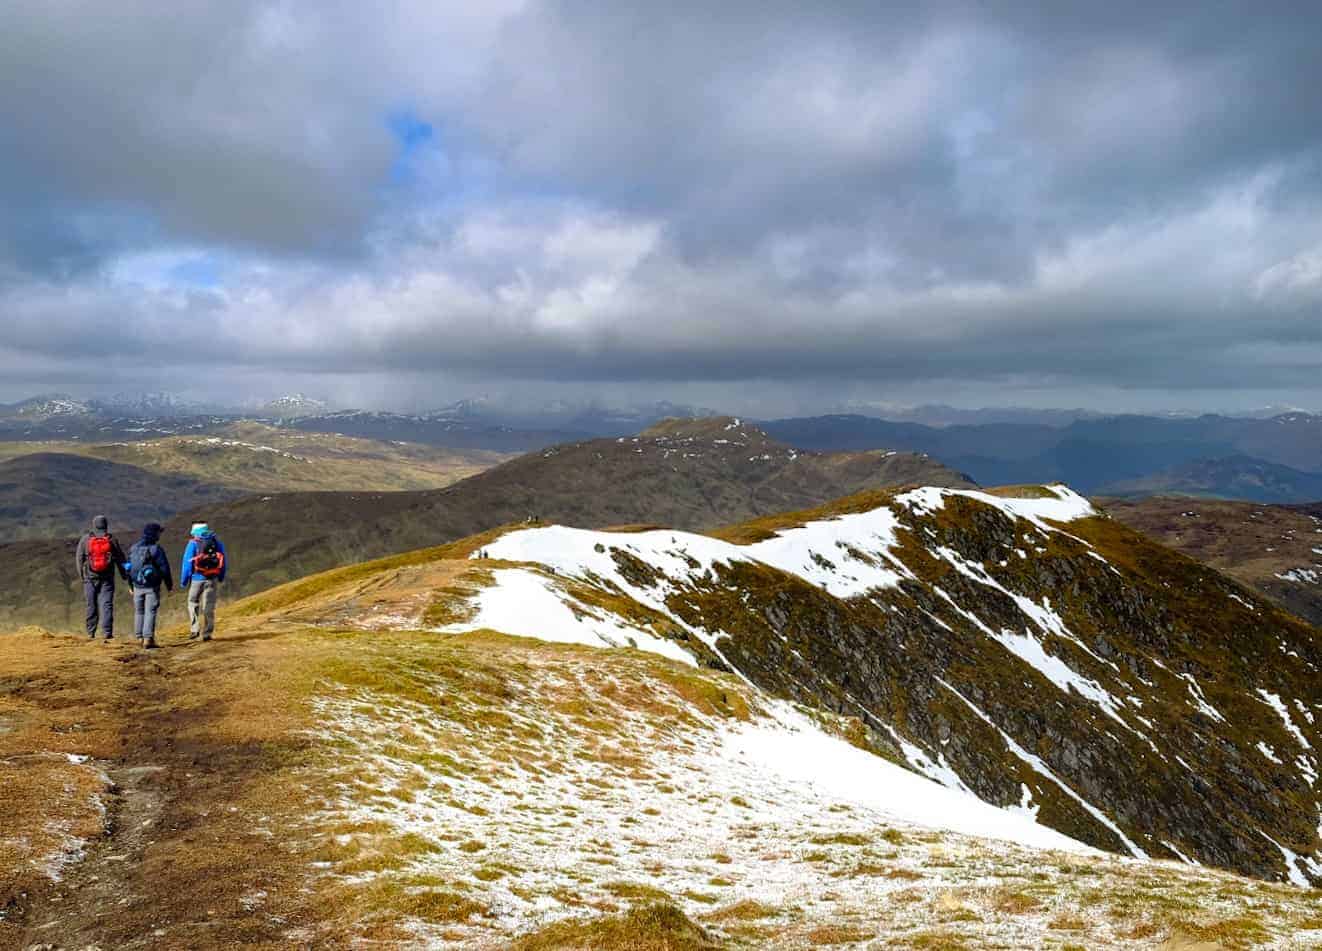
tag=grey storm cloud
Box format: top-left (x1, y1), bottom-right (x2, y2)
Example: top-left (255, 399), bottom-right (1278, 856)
top-left (3, 0), bottom-right (1322, 408)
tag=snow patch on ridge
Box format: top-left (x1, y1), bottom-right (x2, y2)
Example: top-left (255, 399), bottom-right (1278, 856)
top-left (897, 485), bottom-right (1097, 532)
top-left (742, 507), bottom-right (912, 597)
top-left (442, 567), bottom-right (696, 667)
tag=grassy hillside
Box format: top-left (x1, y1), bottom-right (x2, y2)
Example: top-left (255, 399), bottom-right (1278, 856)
top-left (3, 611), bottom-right (1319, 947)
top-left (0, 419), bottom-right (971, 631)
top-left (1103, 496), bottom-right (1322, 626)
top-left (0, 422), bottom-right (505, 497)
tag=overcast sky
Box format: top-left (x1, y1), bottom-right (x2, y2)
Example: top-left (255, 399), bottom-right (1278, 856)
top-left (3, 1), bottom-right (1322, 414)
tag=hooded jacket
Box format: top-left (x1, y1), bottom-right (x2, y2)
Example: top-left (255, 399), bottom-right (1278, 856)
top-left (127, 524), bottom-right (174, 592)
top-left (180, 531), bottom-right (227, 586)
top-left (75, 519), bottom-right (129, 583)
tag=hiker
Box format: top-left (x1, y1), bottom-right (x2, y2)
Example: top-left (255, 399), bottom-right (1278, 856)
top-left (75, 515), bottom-right (129, 641)
top-left (180, 522), bottom-right (227, 641)
top-left (128, 522), bottom-right (174, 649)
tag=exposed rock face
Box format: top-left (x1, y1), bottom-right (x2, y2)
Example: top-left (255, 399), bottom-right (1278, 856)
top-left (471, 486), bottom-right (1322, 884)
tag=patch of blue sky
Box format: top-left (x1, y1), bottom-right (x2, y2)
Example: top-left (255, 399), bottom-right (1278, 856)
top-left (110, 249), bottom-right (226, 290)
top-left (167, 254), bottom-right (221, 288)
top-left (387, 108), bottom-right (438, 186)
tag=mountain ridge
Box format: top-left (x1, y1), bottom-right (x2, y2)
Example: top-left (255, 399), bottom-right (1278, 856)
top-left (423, 484), bottom-right (1322, 883)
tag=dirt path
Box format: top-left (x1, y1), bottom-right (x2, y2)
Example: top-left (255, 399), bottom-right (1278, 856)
top-left (1, 631), bottom-right (323, 951)
top-left (15, 648), bottom-right (175, 950)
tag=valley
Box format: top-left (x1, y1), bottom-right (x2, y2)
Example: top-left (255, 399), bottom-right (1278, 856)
top-left (0, 423), bottom-right (506, 541)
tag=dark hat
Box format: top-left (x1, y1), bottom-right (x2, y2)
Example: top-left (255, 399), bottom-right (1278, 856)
top-left (92, 515), bottom-right (109, 534)
top-left (142, 523), bottom-right (162, 544)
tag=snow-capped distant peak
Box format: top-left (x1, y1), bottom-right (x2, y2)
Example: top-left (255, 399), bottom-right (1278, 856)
top-left (10, 395), bottom-right (95, 419)
top-left (259, 394), bottom-right (329, 417)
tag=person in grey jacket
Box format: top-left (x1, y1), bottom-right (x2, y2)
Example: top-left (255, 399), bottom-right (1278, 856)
top-left (75, 515), bottom-right (129, 640)
top-left (127, 522), bottom-right (173, 649)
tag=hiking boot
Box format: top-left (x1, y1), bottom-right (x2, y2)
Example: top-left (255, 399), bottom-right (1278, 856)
top-left (143, 639), bottom-right (159, 650)
top-left (201, 636), bottom-right (212, 642)
top-left (188, 631), bottom-right (200, 641)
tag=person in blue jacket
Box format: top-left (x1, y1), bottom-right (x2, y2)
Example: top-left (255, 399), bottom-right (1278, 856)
top-left (127, 522), bottom-right (174, 649)
top-left (180, 521), bottom-right (227, 641)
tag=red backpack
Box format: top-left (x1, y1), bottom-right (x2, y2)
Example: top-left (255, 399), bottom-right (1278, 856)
top-left (87, 536), bottom-right (113, 574)
top-left (192, 536), bottom-right (225, 579)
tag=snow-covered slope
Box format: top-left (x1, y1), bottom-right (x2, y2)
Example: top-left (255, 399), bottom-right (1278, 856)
top-left (441, 484), bottom-right (1322, 884)
top-left (304, 624), bottom-right (1321, 948)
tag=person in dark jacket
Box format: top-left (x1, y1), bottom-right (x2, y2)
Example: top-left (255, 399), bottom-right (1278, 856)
top-left (127, 522), bottom-right (174, 649)
top-left (75, 515), bottom-right (129, 640)
top-left (180, 522), bottom-right (227, 641)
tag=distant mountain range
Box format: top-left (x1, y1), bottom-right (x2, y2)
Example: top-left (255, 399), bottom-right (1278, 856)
top-left (5, 394), bottom-right (1322, 503)
top-left (0, 393), bottom-right (723, 450)
top-left (1099, 455), bottom-right (1322, 504)
top-left (761, 412), bottom-right (1322, 500)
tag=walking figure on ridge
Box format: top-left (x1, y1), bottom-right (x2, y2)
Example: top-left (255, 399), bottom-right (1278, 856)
top-left (76, 515), bottom-right (129, 641)
top-left (181, 522), bottom-right (227, 642)
top-left (128, 522), bottom-right (174, 649)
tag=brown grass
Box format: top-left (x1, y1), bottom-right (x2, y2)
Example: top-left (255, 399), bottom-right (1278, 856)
top-left (806, 923), bottom-right (874, 945)
top-left (702, 899), bottom-right (780, 922)
top-left (512, 902), bottom-right (721, 950)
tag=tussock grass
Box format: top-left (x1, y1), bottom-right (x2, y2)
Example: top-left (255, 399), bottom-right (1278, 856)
top-left (702, 899), bottom-right (781, 922)
top-left (805, 924), bottom-right (874, 945)
top-left (810, 832), bottom-right (870, 846)
top-left (512, 902), bottom-right (721, 950)
top-left (604, 881), bottom-right (673, 903)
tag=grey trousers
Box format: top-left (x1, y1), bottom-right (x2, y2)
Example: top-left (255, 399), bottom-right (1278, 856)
top-left (133, 587), bottom-right (161, 640)
top-left (188, 578), bottom-right (219, 637)
top-left (84, 578), bottom-right (115, 637)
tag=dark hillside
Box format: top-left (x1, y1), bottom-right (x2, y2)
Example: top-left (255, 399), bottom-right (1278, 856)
top-left (0, 453), bottom-right (242, 541)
